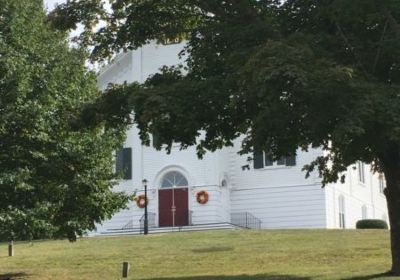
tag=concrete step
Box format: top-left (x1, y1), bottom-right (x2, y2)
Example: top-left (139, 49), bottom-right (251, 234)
top-left (96, 223), bottom-right (240, 237)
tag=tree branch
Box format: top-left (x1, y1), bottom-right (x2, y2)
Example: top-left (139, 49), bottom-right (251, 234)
top-left (373, 19), bottom-right (389, 73)
top-left (335, 22), bottom-right (369, 77)
top-left (381, 5), bottom-right (400, 43)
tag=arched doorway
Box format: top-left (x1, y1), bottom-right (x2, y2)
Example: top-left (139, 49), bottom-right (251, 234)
top-left (158, 171), bottom-right (189, 227)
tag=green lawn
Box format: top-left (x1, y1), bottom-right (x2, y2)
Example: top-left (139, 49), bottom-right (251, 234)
top-left (0, 229), bottom-right (398, 280)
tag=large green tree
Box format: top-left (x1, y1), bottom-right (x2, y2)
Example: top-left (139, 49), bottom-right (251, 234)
top-left (52, 0), bottom-right (400, 273)
top-left (0, 0), bottom-right (129, 242)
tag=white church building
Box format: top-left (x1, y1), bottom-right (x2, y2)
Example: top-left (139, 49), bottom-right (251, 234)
top-left (95, 41), bottom-right (389, 235)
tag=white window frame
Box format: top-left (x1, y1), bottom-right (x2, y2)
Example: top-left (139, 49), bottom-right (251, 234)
top-left (357, 161), bottom-right (366, 184)
top-left (160, 171), bottom-right (189, 189)
top-left (361, 205), bottom-right (367, 220)
top-left (253, 151), bottom-right (296, 170)
top-left (338, 195), bottom-right (346, 229)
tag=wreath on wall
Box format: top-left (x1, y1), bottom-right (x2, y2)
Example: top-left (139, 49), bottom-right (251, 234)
top-left (135, 194), bottom-right (149, 208)
top-left (196, 190), bottom-right (209, 205)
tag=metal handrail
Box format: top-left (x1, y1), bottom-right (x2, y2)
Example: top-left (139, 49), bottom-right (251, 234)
top-left (122, 220), bottom-right (135, 230)
top-left (231, 212), bottom-right (262, 229)
top-left (139, 212), bottom-right (156, 234)
top-left (120, 211), bottom-right (260, 233)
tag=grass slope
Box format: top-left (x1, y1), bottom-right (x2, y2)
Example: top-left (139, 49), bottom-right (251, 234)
top-left (0, 229), bottom-right (398, 280)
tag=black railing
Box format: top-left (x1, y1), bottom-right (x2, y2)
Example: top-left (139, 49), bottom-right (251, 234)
top-left (117, 211), bottom-right (260, 234)
top-left (231, 212), bottom-right (262, 229)
top-left (122, 220), bottom-right (135, 230)
top-left (139, 212), bottom-right (156, 234)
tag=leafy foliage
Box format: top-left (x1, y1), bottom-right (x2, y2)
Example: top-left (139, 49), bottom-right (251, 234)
top-left (52, 0), bottom-right (400, 184)
top-left (0, 0), bottom-right (129, 241)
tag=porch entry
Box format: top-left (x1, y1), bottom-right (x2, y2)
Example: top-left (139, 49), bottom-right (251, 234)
top-left (158, 171), bottom-right (189, 227)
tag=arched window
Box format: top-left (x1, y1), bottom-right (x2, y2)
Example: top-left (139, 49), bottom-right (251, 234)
top-left (161, 171), bottom-right (188, 188)
top-left (361, 205), bottom-right (368, 220)
top-left (338, 195), bottom-right (346, 229)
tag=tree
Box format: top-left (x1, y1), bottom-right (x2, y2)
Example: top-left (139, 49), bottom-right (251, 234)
top-left (0, 0), bottom-right (129, 242)
top-left (52, 0), bottom-right (400, 273)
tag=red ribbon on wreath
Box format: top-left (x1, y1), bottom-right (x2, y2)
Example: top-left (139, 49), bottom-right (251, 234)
top-left (135, 194), bottom-right (148, 208)
top-left (196, 190), bottom-right (209, 205)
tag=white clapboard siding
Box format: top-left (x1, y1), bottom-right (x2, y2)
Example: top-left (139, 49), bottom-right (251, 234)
top-left (230, 183), bottom-right (327, 229)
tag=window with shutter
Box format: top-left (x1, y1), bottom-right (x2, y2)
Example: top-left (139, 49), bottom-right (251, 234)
top-left (253, 151), bottom-right (296, 169)
top-left (123, 148), bottom-right (132, 180)
top-left (338, 195), bottom-right (346, 229)
top-left (358, 161), bottom-right (366, 184)
top-left (115, 147), bottom-right (132, 180)
top-left (277, 156), bottom-right (286, 166)
top-left (253, 151), bottom-right (264, 169)
top-left (361, 205), bottom-right (368, 220)
top-left (264, 153), bottom-right (274, 167)
top-left (285, 154), bottom-right (297, 166)
top-left (152, 132), bottom-right (162, 148)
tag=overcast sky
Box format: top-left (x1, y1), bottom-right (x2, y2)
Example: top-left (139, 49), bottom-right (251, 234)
top-left (44, 0), bottom-right (65, 10)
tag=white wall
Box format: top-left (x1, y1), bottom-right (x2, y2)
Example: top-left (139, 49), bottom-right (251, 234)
top-left (98, 41), bottom-right (187, 88)
top-left (228, 140), bottom-right (327, 229)
top-left (98, 126), bottom-right (230, 230)
top-left (97, 52), bottom-right (134, 90)
top-left (326, 164), bottom-right (388, 229)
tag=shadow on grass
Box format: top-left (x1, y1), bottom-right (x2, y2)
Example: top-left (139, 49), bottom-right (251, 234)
top-left (139, 274), bottom-right (314, 280)
top-left (0, 273), bottom-right (27, 280)
top-left (191, 246), bottom-right (234, 253)
top-left (342, 272), bottom-right (396, 280)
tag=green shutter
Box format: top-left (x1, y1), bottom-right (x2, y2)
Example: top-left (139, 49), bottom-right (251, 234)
top-left (122, 148), bottom-right (132, 180)
top-left (152, 132), bottom-right (161, 148)
top-left (285, 154), bottom-right (297, 166)
top-left (253, 151), bottom-right (264, 169)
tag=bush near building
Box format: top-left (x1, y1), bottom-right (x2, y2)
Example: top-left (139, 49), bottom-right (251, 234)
top-left (356, 219), bottom-right (389, 230)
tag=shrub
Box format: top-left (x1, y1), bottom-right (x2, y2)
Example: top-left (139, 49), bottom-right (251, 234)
top-left (356, 219), bottom-right (388, 229)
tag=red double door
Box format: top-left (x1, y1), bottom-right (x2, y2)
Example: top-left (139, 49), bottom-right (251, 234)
top-left (158, 188), bottom-right (189, 227)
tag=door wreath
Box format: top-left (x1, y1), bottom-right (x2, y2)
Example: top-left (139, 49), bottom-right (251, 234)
top-left (135, 194), bottom-right (148, 208)
top-left (196, 190), bottom-right (209, 205)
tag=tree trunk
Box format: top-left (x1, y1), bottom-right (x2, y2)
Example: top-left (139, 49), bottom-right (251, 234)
top-left (382, 150), bottom-right (400, 275)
